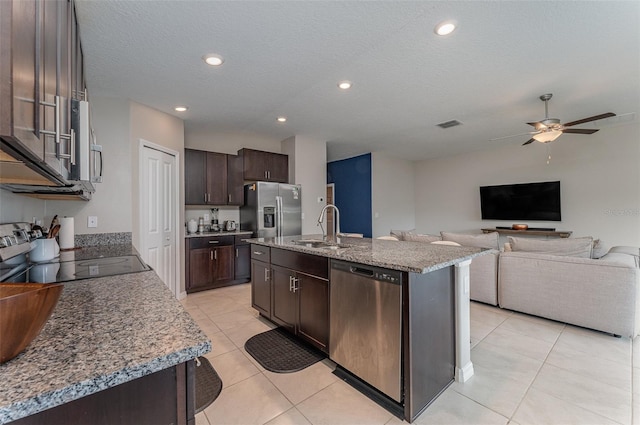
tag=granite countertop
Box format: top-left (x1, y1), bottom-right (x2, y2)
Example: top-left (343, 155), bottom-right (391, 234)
top-left (0, 270), bottom-right (211, 424)
top-left (185, 229), bottom-right (253, 239)
top-left (247, 234), bottom-right (494, 273)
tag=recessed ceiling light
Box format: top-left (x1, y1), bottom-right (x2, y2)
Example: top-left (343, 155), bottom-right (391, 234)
top-left (174, 106), bottom-right (188, 112)
top-left (337, 81), bottom-right (352, 90)
top-left (277, 116), bottom-right (287, 123)
top-left (203, 54), bottom-right (224, 66)
top-left (434, 21), bottom-right (456, 36)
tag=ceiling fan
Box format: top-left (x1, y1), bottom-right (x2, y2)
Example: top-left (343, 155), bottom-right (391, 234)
top-left (520, 93), bottom-right (615, 145)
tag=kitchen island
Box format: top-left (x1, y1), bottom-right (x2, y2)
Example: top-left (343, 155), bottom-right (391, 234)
top-left (0, 268), bottom-right (211, 424)
top-left (247, 234), bottom-right (492, 422)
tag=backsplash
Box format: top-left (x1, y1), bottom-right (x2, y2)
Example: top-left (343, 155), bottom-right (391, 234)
top-left (75, 232), bottom-right (132, 247)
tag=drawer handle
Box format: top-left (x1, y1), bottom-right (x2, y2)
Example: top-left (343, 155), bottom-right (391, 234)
top-left (253, 251), bottom-right (263, 255)
top-left (209, 240), bottom-right (219, 244)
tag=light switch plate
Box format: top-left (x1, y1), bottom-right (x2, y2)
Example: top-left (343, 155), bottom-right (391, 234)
top-left (88, 216), bottom-right (98, 228)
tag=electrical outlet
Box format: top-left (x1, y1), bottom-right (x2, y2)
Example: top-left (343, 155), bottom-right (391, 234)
top-left (88, 216), bottom-right (98, 228)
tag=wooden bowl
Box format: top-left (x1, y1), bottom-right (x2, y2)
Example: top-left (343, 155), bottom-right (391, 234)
top-left (0, 283), bottom-right (63, 364)
top-left (512, 224), bottom-right (529, 230)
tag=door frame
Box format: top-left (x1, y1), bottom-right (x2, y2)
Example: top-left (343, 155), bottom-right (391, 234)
top-left (138, 139), bottom-right (181, 299)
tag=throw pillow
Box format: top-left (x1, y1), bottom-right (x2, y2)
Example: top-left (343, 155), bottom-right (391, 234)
top-left (441, 231), bottom-right (499, 249)
top-left (390, 229), bottom-right (415, 241)
top-left (591, 239), bottom-right (609, 259)
top-left (403, 233), bottom-right (442, 243)
top-left (508, 236), bottom-right (593, 258)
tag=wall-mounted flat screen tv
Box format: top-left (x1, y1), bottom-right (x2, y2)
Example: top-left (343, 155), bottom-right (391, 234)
top-left (479, 181), bottom-right (561, 221)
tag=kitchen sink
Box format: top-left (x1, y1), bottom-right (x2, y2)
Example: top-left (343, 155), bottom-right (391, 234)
top-left (293, 240), bottom-right (351, 250)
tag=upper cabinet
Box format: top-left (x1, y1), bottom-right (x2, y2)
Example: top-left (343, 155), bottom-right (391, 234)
top-left (0, 0), bottom-right (85, 185)
top-left (238, 148), bottom-right (288, 183)
top-left (185, 149), bottom-right (244, 206)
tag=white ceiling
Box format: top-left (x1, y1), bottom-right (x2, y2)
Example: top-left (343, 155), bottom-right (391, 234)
top-left (74, 1), bottom-right (640, 162)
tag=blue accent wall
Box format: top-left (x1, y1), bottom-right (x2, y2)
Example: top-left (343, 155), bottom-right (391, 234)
top-left (327, 153), bottom-right (372, 238)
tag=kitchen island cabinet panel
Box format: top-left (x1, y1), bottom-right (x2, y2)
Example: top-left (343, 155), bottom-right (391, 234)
top-left (297, 273), bottom-right (329, 351)
top-left (251, 259), bottom-right (271, 318)
top-left (12, 361), bottom-right (194, 425)
top-left (271, 264), bottom-right (297, 333)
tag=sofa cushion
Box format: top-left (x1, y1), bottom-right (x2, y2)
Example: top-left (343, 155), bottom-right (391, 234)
top-left (441, 231), bottom-right (499, 249)
top-left (508, 236), bottom-right (593, 258)
top-left (404, 233), bottom-right (441, 243)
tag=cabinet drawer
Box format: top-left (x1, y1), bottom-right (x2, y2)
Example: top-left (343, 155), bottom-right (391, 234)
top-left (189, 235), bottom-right (234, 249)
top-left (271, 248), bottom-right (329, 280)
top-left (235, 235), bottom-right (250, 245)
top-left (251, 244), bottom-right (270, 262)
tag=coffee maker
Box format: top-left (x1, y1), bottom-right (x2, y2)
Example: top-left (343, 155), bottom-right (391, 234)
top-left (210, 208), bottom-right (219, 232)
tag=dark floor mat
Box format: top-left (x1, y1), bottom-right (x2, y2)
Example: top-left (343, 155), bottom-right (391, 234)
top-left (195, 356), bottom-right (223, 414)
top-left (244, 327), bottom-right (326, 373)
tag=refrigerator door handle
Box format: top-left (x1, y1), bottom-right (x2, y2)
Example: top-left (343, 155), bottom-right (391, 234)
top-left (276, 196), bottom-right (282, 237)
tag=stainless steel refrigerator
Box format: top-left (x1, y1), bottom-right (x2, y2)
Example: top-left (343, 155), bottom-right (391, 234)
top-left (240, 182), bottom-right (302, 237)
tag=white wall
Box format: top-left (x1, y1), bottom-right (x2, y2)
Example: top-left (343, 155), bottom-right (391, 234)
top-left (46, 97), bottom-right (132, 234)
top-left (371, 152), bottom-right (415, 237)
top-left (185, 123), bottom-right (283, 155)
top-left (0, 190), bottom-right (45, 224)
top-left (413, 123), bottom-right (640, 246)
top-left (282, 135), bottom-right (328, 235)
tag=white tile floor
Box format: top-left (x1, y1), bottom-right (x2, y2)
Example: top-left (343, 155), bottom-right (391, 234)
top-left (181, 284), bottom-right (636, 425)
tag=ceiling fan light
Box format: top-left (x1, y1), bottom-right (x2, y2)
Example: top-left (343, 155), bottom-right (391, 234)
top-left (533, 130), bottom-right (562, 143)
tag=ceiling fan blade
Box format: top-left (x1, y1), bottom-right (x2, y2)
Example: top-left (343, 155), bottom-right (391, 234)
top-left (562, 128), bottom-right (599, 135)
top-left (522, 138), bottom-right (536, 146)
top-left (563, 112), bottom-right (616, 127)
top-left (490, 132), bottom-right (536, 141)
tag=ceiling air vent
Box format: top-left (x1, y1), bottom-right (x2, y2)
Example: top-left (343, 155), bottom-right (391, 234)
top-left (436, 120), bottom-right (462, 129)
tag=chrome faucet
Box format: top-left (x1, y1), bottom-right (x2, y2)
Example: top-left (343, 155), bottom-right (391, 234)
top-left (317, 204), bottom-right (340, 240)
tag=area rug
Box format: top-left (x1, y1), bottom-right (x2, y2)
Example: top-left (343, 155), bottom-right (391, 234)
top-left (195, 356), bottom-right (223, 413)
top-left (244, 327), bottom-right (326, 373)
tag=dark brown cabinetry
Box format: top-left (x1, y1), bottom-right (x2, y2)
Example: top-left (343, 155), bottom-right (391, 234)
top-left (0, 0), bottom-right (83, 185)
top-left (266, 247), bottom-right (329, 352)
top-left (251, 245), bottom-right (271, 318)
top-left (234, 235), bottom-right (250, 280)
top-left (186, 235), bottom-right (252, 293)
top-left (227, 154), bottom-right (244, 205)
top-left (12, 361), bottom-right (195, 425)
top-left (185, 149), bottom-right (244, 206)
top-left (184, 149), bottom-right (227, 205)
top-left (238, 148), bottom-right (288, 183)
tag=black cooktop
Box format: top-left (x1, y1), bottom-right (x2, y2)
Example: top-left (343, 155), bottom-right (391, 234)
top-left (3, 255), bottom-right (151, 283)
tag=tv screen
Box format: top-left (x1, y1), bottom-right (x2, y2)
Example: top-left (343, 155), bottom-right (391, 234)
top-left (480, 181), bottom-right (561, 221)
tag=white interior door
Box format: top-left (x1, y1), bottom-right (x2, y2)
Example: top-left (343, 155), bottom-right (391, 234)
top-left (141, 146), bottom-right (176, 295)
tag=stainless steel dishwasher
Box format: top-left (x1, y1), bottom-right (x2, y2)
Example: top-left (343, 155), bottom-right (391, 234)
top-left (330, 260), bottom-right (403, 402)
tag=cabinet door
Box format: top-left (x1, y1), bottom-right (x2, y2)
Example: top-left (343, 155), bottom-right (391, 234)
top-left (251, 260), bottom-right (271, 317)
top-left (227, 154), bottom-right (244, 205)
top-left (205, 152), bottom-right (227, 204)
top-left (271, 265), bottom-right (296, 332)
top-left (188, 247), bottom-right (214, 289)
top-left (266, 152), bottom-right (288, 183)
top-left (234, 244), bottom-right (251, 280)
top-left (185, 149), bottom-right (206, 205)
top-left (213, 245), bottom-right (234, 282)
top-left (240, 148), bottom-right (266, 181)
top-left (297, 274), bottom-right (329, 352)
top-left (0, 0), bottom-right (42, 158)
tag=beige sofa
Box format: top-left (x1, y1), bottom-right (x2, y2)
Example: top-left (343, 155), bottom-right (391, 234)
top-left (390, 230), bottom-right (500, 306)
top-left (389, 230), bottom-right (640, 337)
top-left (499, 242), bottom-right (640, 337)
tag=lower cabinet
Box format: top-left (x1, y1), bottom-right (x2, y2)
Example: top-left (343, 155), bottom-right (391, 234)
top-left (13, 361), bottom-right (195, 425)
top-left (234, 236), bottom-right (251, 281)
top-left (253, 246), bottom-right (329, 352)
top-left (186, 235), bottom-right (250, 293)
